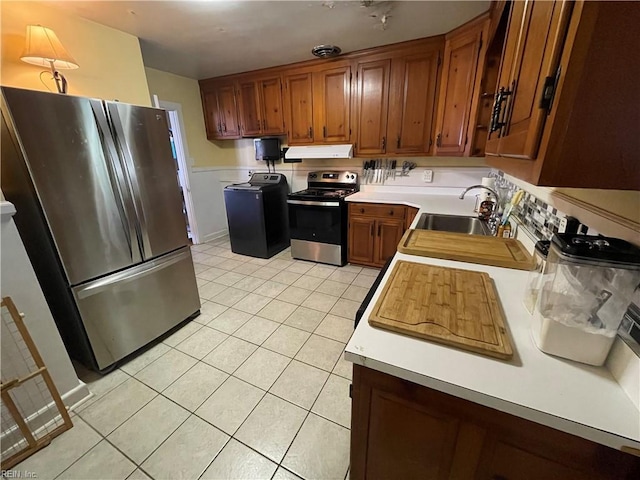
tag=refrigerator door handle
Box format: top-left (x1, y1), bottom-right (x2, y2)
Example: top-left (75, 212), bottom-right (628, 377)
top-left (89, 100), bottom-right (142, 264)
top-left (106, 103), bottom-right (153, 258)
top-left (75, 248), bottom-right (189, 299)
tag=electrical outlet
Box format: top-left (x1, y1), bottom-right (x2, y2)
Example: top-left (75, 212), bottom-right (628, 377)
top-left (423, 169), bottom-right (433, 183)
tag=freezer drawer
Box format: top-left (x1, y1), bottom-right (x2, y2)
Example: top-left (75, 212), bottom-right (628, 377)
top-left (72, 247), bottom-right (200, 370)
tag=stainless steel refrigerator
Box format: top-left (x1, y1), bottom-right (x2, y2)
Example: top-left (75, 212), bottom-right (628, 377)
top-left (1, 86), bottom-right (200, 372)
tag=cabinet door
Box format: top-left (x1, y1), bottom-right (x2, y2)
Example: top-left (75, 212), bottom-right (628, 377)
top-left (238, 80), bottom-right (261, 137)
top-left (217, 83), bottom-right (241, 138)
top-left (374, 218), bottom-right (405, 266)
top-left (348, 216), bottom-right (375, 265)
top-left (284, 72), bottom-right (314, 144)
top-left (202, 90), bottom-right (221, 139)
top-left (388, 49), bottom-right (441, 155)
top-left (351, 365), bottom-right (460, 480)
top-left (259, 76), bottom-right (285, 135)
top-left (406, 206), bottom-right (419, 229)
top-left (314, 65), bottom-right (351, 143)
top-left (354, 59), bottom-right (391, 155)
top-left (434, 26), bottom-right (483, 156)
top-left (488, 0), bottom-right (573, 159)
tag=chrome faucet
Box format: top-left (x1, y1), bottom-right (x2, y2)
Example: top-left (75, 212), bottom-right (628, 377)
top-left (459, 185), bottom-right (501, 235)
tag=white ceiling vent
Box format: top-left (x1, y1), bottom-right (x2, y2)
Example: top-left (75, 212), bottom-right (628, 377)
top-left (285, 144), bottom-right (353, 159)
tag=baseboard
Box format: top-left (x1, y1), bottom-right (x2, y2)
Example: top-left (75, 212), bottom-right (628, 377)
top-left (0, 381), bottom-right (90, 453)
top-left (202, 229), bottom-right (229, 244)
top-left (65, 381), bottom-right (92, 411)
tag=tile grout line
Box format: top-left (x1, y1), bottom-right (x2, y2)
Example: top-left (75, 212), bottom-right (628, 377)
top-left (69, 246), bottom-right (369, 480)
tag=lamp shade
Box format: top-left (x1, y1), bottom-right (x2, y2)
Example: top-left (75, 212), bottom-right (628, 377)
top-left (20, 25), bottom-right (78, 70)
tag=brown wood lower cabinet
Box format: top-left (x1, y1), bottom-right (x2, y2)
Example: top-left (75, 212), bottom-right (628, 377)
top-left (351, 365), bottom-right (640, 480)
top-left (348, 203), bottom-right (411, 268)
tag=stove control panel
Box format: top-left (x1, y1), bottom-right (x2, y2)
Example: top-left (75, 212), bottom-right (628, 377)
top-left (307, 171), bottom-right (358, 185)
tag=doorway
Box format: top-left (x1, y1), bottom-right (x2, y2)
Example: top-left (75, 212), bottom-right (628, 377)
top-left (152, 96), bottom-right (199, 244)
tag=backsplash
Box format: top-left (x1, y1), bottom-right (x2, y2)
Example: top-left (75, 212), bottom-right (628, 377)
top-left (489, 171), bottom-right (587, 241)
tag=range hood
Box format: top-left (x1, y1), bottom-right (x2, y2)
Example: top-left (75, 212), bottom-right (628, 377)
top-left (285, 144), bottom-right (353, 159)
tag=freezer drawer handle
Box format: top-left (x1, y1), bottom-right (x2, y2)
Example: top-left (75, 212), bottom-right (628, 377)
top-left (75, 249), bottom-right (189, 299)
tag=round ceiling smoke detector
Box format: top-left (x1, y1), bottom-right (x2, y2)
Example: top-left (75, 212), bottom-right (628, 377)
top-left (311, 45), bottom-right (342, 58)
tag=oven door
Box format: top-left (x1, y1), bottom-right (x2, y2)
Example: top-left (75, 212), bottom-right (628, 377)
top-left (287, 199), bottom-right (344, 245)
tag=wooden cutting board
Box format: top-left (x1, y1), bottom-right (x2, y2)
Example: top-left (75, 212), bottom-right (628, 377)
top-left (397, 229), bottom-right (534, 271)
top-left (369, 260), bottom-right (513, 359)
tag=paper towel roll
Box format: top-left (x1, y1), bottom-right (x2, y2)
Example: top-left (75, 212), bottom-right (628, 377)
top-left (481, 176), bottom-right (495, 189)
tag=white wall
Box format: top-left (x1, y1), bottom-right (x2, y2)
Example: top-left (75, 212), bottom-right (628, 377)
top-left (0, 202), bottom-right (89, 416)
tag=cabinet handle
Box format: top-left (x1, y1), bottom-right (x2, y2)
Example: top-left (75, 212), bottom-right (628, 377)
top-left (436, 133), bottom-right (442, 148)
top-left (262, 119), bottom-right (266, 130)
top-left (396, 136), bottom-right (401, 149)
top-left (308, 126), bottom-right (313, 138)
top-left (360, 208), bottom-right (365, 214)
top-left (222, 123), bottom-right (227, 133)
top-left (389, 210), bottom-right (394, 216)
top-left (370, 223), bottom-right (373, 237)
top-left (539, 66), bottom-right (561, 113)
top-left (217, 124), bottom-right (222, 133)
top-left (489, 85), bottom-right (512, 135)
top-left (381, 136), bottom-right (386, 151)
top-left (377, 224), bottom-right (381, 236)
top-left (323, 126), bottom-right (327, 138)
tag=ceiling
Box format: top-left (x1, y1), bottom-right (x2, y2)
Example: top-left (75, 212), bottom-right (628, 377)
top-left (45, 1), bottom-right (490, 80)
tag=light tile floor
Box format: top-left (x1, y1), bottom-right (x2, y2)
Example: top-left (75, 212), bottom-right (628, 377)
top-left (13, 236), bottom-right (379, 480)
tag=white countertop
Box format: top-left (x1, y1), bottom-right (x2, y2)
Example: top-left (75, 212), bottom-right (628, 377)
top-left (344, 190), bottom-right (640, 451)
top-left (346, 189), bottom-right (478, 216)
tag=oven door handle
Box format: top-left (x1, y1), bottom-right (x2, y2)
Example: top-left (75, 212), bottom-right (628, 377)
top-left (287, 199), bottom-right (341, 207)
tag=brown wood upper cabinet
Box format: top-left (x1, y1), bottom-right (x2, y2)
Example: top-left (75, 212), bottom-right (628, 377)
top-left (201, 80), bottom-right (241, 140)
top-left (353, 58), bottom-right (391, 155)
top-left (486, 1), bottom-right (639, 189)
top-left (283, 72), bottom-right (314, 144)
top-left (486, 0), bottom-right (571, 160)
top-left (387, 45), bottom-right (441, 156)
top-left (283, 63), bottom-right (351, 145)
top-left (352, 39), bottom-right (443, 157)
top-left (434, 16), bottom-right (489, 156)
top-left (237, 75), bottom-right (286, 137)
top-left (313, 65), bottom-right (351, 143)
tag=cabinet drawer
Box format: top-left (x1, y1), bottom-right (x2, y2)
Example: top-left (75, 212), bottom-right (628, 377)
top-left (349, 203), bottom-right (406, 219)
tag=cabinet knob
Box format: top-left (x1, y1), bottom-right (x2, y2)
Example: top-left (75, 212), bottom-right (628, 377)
top-left (389, 210), bottom-right (394, 215)
top-left (360, 208), bottom-right (365, 214)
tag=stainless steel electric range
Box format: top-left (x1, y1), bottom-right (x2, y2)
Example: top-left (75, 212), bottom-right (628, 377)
top-left (287, 171), bottom-right (359, 266)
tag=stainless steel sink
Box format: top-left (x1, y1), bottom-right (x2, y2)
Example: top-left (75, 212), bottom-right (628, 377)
top-left (414, 213), bottom-right (491, 236)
